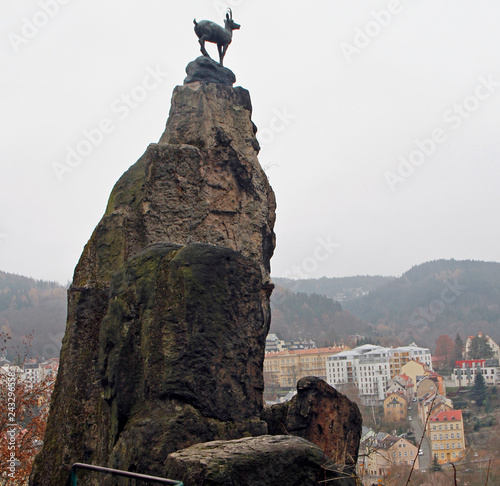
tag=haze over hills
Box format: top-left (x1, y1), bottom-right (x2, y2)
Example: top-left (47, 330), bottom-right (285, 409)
top-left (0, 271), bottom-right (66, 360)
top-left (273, 275), bottom-right (394, 304)
top-left (270, 286), bottom-right (375, 346)
top-left (2, 259), bottom-right (500, 357)
top-left (275, 259), bottom-right (500, 350)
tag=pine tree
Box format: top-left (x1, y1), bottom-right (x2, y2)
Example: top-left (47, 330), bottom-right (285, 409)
top-left (454, 333), bottom-right (464, 361)
top-left (430, 454), bottom-right (442, 472)
top-left (468, 335), bottom-right (494, 359)
top-left (472, 368), bottom-right (487, 406)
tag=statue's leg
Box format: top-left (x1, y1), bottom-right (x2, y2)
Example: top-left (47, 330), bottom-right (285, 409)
top-left (218, 45), bottom-right (224, 66)
top-left (199, 39), bottom-right (209, 57)
top-left (219, 45), bottom-right (228, 66)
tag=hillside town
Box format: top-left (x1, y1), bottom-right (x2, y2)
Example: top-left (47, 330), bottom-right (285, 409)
top-left (264, 332), bottom-right (500, 484)
top-left (0, 330), bottom-right (498, 484)
top-left (0, 357), bottom-right (59, 390)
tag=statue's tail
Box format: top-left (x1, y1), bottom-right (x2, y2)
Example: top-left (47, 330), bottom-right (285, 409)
top-left (193, 18), bottom-right (197, 26)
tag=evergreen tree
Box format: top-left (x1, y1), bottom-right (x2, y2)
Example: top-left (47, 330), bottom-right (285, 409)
top-left (484, 395), bottom-right (492, 413)
top-left (468, 335), bottom-right (494, 359)
top-left (430, 454), bottom-right (442, 472)
top-left (472, 368), bottom-right (487, 406)
top-left (454, 333), bottom-right (464, 361)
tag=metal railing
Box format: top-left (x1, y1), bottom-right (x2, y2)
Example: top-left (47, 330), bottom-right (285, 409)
top-left (67, 462), bottom-right (183, 486)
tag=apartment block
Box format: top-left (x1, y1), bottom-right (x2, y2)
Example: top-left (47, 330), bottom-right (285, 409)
top-left (326, 343), bottom-right (432, 405)
top-left (453, 359), bottom-right (500, 387)
top-left (264, 345), bottom-right (346, 389)
top-left (428, 410), bottom-right (465, 464)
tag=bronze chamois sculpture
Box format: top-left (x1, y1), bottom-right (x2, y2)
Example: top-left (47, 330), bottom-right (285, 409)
top-left (193, 8), bottom-right (240, 66)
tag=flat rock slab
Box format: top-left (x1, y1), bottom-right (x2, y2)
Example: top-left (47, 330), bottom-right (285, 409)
top-left (165, 435), bottom-right (356, 486)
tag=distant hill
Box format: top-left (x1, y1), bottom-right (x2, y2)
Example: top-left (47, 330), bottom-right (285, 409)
top-left (0, 271), bottom-right (67, 360)
top-left (5, 259), bottom-right (500, 360)
top-left (273, 275), bottom-right (394, 302)
top-left (270, 286), bottom-right (376, 346)
top-left (341, 259), bottom-right (500, 349)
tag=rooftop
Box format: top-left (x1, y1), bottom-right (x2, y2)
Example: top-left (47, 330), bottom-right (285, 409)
top-left (265, 346), bottom-right (345, 357)
top-left (430, 410), bottom-right (463, 422)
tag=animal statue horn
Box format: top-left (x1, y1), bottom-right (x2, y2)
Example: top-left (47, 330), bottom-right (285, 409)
top-left (193, 9), bottom-right (240, 66)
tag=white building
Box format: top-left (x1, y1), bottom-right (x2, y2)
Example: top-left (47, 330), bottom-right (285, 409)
top-left (326, 343), bottom-right (432, 405)
top-left (453, 359), bottom-right (500, 387)
top-left (265, 334), bottom-right (286, 353)
top-left (395, 343), bottom-right (433, 370)
top-left (326, 345), bottom-right (391, 405)
top-left (465, 332), bottom-right (500, 360)
top-left (0, 364), bottom-right (23, 384)
top-left (23, 362), bottom-right (43, 390)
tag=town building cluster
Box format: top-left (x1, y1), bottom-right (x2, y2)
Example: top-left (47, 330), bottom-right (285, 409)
top-left (264, 333), bottom-right (500, 483)
top-left (264, 344), bottom-right (347, 387)
top-left (325, 343), bottom-right (432, 405)
top-left (357, 428), bottom-right (419, 478)
top-left (0, 357), bottom-right (59, 389)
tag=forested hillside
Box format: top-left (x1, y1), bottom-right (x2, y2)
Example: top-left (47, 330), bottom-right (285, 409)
top-left (4, 258), bottom-right (500, 359)
top-left (342, 259), bottom-right (500, 349)
top-left (270, 286), bottom-right (375, 346)
top-left (0, 271), bottom-right (66, 360)
top-left (273, 275), bottom-right (393, 302)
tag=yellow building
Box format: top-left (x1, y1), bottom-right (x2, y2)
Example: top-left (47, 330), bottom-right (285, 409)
top-left (384, 392), bottom-right (408, 422)
top-left (360, 434), bottom-right (419, 479)
top-left (419, 393), bottom-right (453, 425)
top-left (416, 376), bottom-right (438, 400)
top-left (428, 410), bottom-right (465, 464)
top-left (400, 360), bottom-right (429, 386)
top-left (264, 346), bottom-right (347, 389)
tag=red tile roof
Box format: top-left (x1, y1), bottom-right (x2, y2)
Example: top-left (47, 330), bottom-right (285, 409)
top-left (430, 410), bottom-right (463, 422)
top-left (265, 346), bottom-right (345, 357)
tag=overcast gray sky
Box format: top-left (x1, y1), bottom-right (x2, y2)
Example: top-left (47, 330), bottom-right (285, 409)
top-left (2, 0), bottom-right (500, 284)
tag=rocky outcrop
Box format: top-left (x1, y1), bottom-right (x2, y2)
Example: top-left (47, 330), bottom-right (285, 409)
top-left (32, 73), bottom-right (276, 485)
top-left (184, 56), bottom-right (236, 85)
top-left (262, 377), bottom-right (362, 473)
top-left (31, 61), bottom-right (361, 486)
top-left (164, 435), bottom-right (356, 486)
top-left (101, 242), bottom-right (269, 474)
